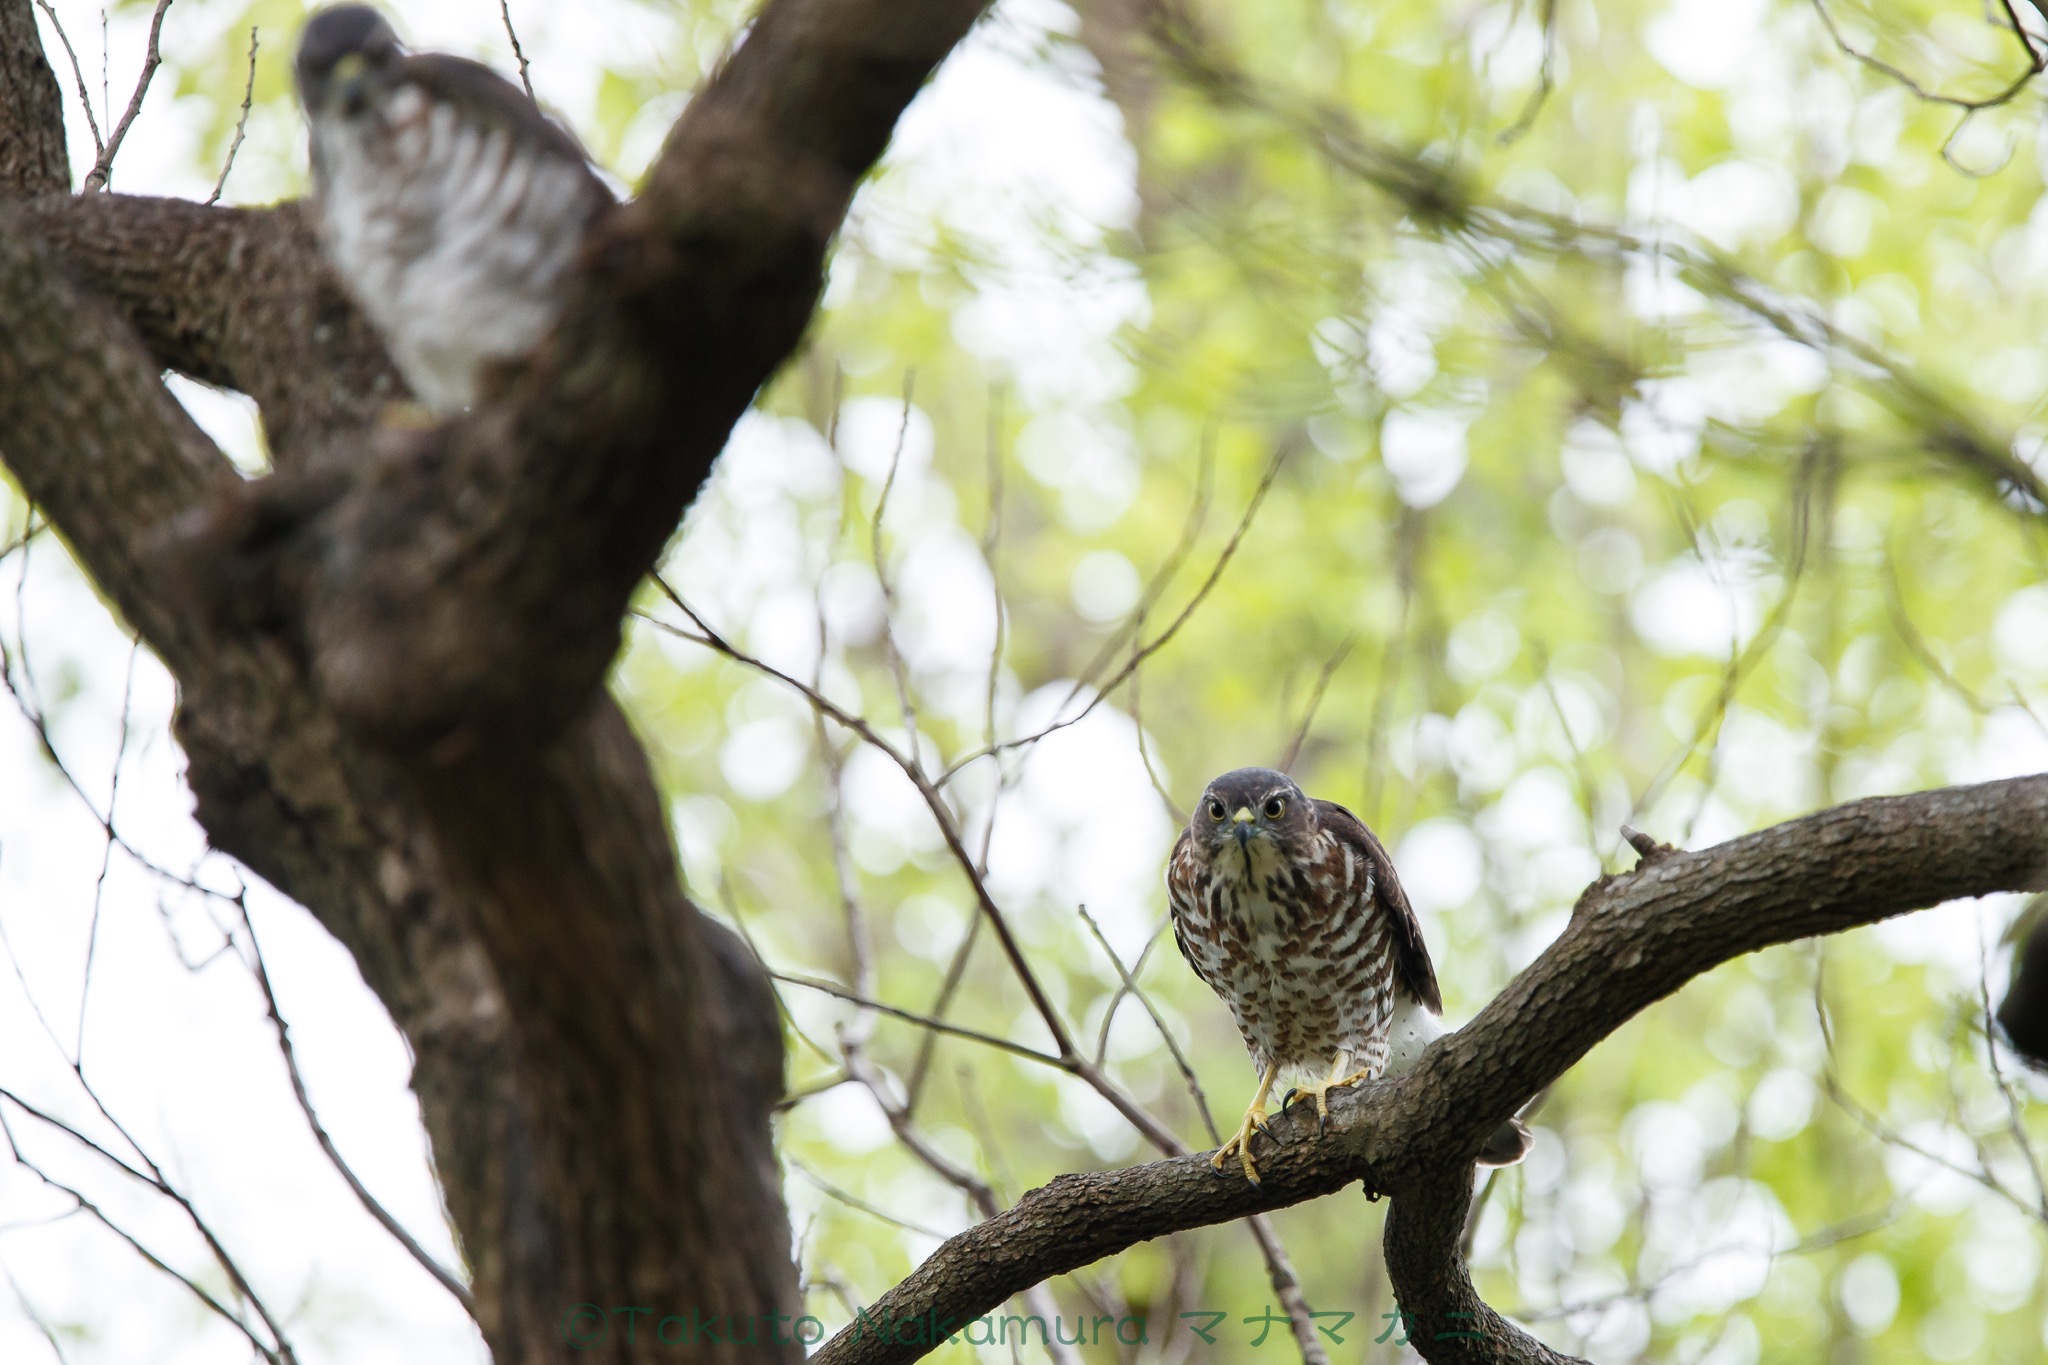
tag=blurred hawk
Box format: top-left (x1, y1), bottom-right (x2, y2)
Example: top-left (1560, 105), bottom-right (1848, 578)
top-left (294, 5), bottom-right (611, 412)
top-left (1167, 768), bottom-right (1530, 1183)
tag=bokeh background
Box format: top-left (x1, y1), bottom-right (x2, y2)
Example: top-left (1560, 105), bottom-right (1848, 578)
top-left (3, 0), bottom-right (2048, 1360)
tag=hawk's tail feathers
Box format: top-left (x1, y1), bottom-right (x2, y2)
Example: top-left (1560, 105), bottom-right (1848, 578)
top-left (1387, 994), bottom-right (1533, 1166)
top-left (1479, 1116), bottom-right (1533, 1166)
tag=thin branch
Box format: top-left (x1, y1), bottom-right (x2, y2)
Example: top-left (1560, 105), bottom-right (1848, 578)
top-left (1977, 914), bottom-right (2048, 1220)
top-left (2, 1262), bottom-right (70, 1365)
top-left (498, 0), bottom-right (534, 101)
top-left (75, 636), bottom-right (139, 1067)
top-left (1278, 632), bottom-right (1355, 775)
top-left (903, 912), bottom-right (983, 1114)
top-left (866, 371), bottom-right (924, 765)
top-left (237, 900), bottom-right (477, 1311)
top-left (1634, 438), bottom-right (1827, 827)
top-left (1882, 545), bottom-right (1994, 713)
top-left (792, 1158), bottom-right (950, 1240)
top-left (1515, 1199), bottom-right (1904, 1322)
top-left (206, 26), bottom-right (258, 206)
top-left (1126, 636), bottom-right (1183, 823)
top-left (980, 381), bottom-right (1009, 765)
top-left (1817, 953), bottom-right (2040, 1219)
top-left (0, 1097), bottom-right (296, 1362)
top-left (770, 970), bottom-right (1069, 1071)
top-left (1495, 0), bottom-right (1558, 144)
top-left (1076, 905), bottom-right (1216, 1142)
top-left (1059, 423), bottom-right (1217, 713)
top-left (31, 0), bottom-right (102, 163)
top-left (1808, 0), bottom-right (2043, 113)
top-left (81, 0), bottom-right (173, 193)
top-left (939, 441), bottom-right (1288, 785)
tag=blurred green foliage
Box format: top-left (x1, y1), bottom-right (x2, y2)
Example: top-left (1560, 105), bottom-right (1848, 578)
top-left (159, 0), bottom-right (2048, 1359)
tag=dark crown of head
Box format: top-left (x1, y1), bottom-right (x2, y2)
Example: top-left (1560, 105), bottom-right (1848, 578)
top-left (1201, 767), bottom-right (1302, 809)
top-left (296, 5), bottom-right (400, 85)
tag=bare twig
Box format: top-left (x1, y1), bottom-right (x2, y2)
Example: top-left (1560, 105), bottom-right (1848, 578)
top-left (980, 382), bottom-right (1010, 762)
top-left (903, 913), bottom-right (983, 1114)
top-left (939, 441), bottom-right (1288, 785)
top-left (1808, 0), bottom-right (2043, 113)
top-left (1062, 423), bottom-right (1217, 708)
top-left (792, 1158), bottom-right (950, 1239)
top-left (498, 0), bottom-right (534, 100)
top-left (0, 1095), bottom-right (297, 1362)
top-left (74, 637), bottom-right (138, 1067)
top-left (2, 1263), bottom-right (70, 1365)
top-left (1977, 915), bottom-right (2048, 1220)
top-left (1882, 546), bottom-right (1995, 713)
top-left (1239, 1217), bottom-right (1330, 1365)
top-left (1361, 507), bottom-right (1421, 823)
top-left (207, 26), bottom-right (259, 206)
top-left (1817, 952), bottom-right (2042, 1220)
top-left (237, 901), bottom-right (477, 1310)
top-left (865, 372), bottom-right (924, 764)
top-left (31, 0), bottom-right (103, 165)
top-left (1278, 632), bottom-right (1356, 774)
top-left (771, 970), bottom-right (1068, 1070)
top-left (1126, 639), bottom-right (1183, 822)
top-left (82, 0), bottom-right (174, 193)
top-left (1076, 905), bottom-right (1216, 1140)
top-left (1495, 0), bottom-right (1558, 144)
top-left (1619, 826), bottom-right (1678, 865)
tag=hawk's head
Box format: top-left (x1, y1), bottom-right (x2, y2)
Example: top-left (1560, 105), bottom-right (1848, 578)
top-left (295, 5), bottom-right (402, 121)
top-left (1188, 767), bottom-right (1316, 880)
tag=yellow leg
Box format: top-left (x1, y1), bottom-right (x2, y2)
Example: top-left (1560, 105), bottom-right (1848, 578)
top-left (1283, 1050), bottom-right (1378, 1131)
top-left (1213, 1065), bottom-right (1279, 1185)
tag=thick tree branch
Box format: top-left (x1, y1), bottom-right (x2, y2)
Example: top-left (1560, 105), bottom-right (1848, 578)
top-left (0, 199), bottom-right (234, 658)
top-left (0, 0), bottom-right (66, 194)
top-left (814, 775), bottom-right (2048, 1365)
top-left (15, 193), bottom-right (403, 465)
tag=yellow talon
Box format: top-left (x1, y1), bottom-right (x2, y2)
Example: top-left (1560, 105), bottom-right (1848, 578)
top-left (1213, 1065), bottom-right (1279, 1185)
top-left (1281, 1051), bottom-right (1378, 1133)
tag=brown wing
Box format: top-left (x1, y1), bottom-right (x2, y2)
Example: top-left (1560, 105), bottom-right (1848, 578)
top-left (1163, 830), bottom-right (1207, 984)
top-left (1313, 799), bottom-right (1442, 1014)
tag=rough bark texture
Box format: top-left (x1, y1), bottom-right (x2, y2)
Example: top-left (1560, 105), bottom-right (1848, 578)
top-left (810, 776), bottom-right (2048, 1365)
top-left (0, 0), bottom-right (64, 194)
top-left (0, 1), bottom-right (990, 1361)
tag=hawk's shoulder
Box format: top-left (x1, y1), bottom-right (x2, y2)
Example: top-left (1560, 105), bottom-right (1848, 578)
top-left (400, 53), bottom-right (608, 180)
top-left (1312, 798), bottom-right (1443, 1015)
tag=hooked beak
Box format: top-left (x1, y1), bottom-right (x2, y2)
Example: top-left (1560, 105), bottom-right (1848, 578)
top-left (1233, 807), bottom-right (1254, 849)
top-left (330, 53), bottom-right (373, 116)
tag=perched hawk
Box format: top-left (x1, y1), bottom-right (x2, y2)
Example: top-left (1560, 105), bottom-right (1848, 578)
top-left (1167, 768), bottom-right (1530, 1183)
top-left (294, 6), bottom-right (611, 412)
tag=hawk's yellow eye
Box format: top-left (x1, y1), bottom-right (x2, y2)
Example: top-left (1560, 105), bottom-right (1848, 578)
top-left (1207, 799), bottom-right (1226, 821)
top-left (1264, 796), bottom-right (1286, 818)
